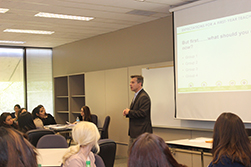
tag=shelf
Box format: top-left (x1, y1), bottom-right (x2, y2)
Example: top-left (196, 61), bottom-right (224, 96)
top-left (72, 111), bottom-right (81, 114)
top-left (57, 111), bottom-right (69, 114)
top-left (71, 95), bottom-right (85, 98)
top-left (71, 97), bottom-right (85, 111)
top-left (54, 73), bottom-right (85, 123)
top-left (54, 76), bottom-right (68, 96)
top-left (55, 98), bottom-right (68, 111)
top-left (69, 74), bottom-right (85, 95)
top-left (56, 96), bottom-right (69, 98)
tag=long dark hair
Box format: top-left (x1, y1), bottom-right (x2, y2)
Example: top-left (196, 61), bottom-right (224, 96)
top-left (212, 112), bottom-right (251, 166)
top-left (128, 133), bottom-right (187, 167)
top-left (0, 113), bottom-right (17, 129)
top-left (18, 112), bottom-right (36, 133)
top-left (82, 106), bottom-right (92, 122)
top-left (17, 108), bottom-right (26, 121)
top-left (0, 113), bottom-right (11, 127)
top-left (31, 106), bottom-right (43, 119)
top-left (0, 127), bottom-right (37, 167)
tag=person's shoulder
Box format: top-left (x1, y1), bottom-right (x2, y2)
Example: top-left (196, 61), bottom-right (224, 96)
top-left (47, 113), bottom-right (53, 117)
top-left (47, 114), bottom-right (55, 119)
top-left (222, 157), bottom-right (245, 166)
top-left (64, 152), bottom-right (85, 167)
top-left (138, 89), bottom-right (146, 95)
top-left (210, 156), bottom-right (245, 167)
top-left (139, 89), bottom-right (150, 98)
top-left (89, 151), bottom-right (95, 159)
top-left (64, 157), bottom-right (83, 167)
top-left (34, 118), bottom-right (44, 128)
top-left (10, 112), bottom-right (16, 118)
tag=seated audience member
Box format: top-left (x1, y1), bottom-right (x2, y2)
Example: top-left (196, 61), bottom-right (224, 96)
top-left (10, 104), bottom-right (21, 121)
top-left (0, 113), bottom-right (18, 129)
top-left (62, 122), bottom-right (100, 167)
top-left (128, 133), bottom-right (187, 167)
top-left (209, 112), bottom-right (251, 167)
top-left (31, 107), bottom-right (44, 129)
top-left (32, 105), bottom-right (56, 126)
top-left (0, 127), bottom-right (37, 167)
top-left (16, 108), bottom-right (27, 122)
top-left (18, 112), bottom-right (36, 133)
top-left (75, 106), bottom-right (92, 123)
top-left (18, 108), bottom-right (27, 116)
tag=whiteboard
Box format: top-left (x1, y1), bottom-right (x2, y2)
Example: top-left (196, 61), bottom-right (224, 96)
top-left (142, 67), bottom-right (181, 127)
top-left (142, 67), bottom-right (216, 129)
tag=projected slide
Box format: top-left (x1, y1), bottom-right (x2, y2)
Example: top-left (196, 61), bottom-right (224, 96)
top-left (177, 11), bottom-right (251, 93)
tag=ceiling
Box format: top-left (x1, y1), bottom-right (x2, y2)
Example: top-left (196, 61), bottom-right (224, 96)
top-left (0, 0), bottom-right (196, 48)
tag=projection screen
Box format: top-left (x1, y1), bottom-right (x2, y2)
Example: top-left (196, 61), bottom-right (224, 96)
top-left (173, 0), bottom-right (251, 122)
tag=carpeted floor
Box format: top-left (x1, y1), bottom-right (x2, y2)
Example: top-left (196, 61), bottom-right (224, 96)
top-left (114, 157), bottom-right (128, 167)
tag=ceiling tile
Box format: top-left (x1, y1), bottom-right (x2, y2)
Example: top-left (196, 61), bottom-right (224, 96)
top-left (0, 0), bottom-right (197, 47)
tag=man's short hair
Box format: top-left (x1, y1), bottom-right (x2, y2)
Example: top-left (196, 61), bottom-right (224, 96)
top-left (131, 75), bottom-right (144, 86)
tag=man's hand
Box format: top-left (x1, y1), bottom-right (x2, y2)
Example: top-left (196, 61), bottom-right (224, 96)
top-left (123, 108), bottom-right (130, 116)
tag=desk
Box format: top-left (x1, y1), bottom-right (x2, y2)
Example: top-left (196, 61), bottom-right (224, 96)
top-left (166, 137), bottom-right (212, 167)
top-left (37, 148), bottom-right (68, 167)
top-left (44, 124), bottom-right (74, 133)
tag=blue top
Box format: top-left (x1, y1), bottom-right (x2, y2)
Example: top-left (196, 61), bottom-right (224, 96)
top-left (208, 156), bottom-right (245, 167)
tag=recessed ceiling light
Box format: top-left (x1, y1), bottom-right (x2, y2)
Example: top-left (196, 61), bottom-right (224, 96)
top-left (34, 12), bottom-right (94, 21)
top-left (135, 0), bottom-right (145, 2)
top-left (3, 29), bottom-right (54, 35)
top-left (0, 40), bottom-right (26, 44)
top-left (0, 8), bottom-right (9, 13)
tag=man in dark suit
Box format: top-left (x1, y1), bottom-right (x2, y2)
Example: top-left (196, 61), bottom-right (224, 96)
top-left (123, 75), bottom-right (152, 150)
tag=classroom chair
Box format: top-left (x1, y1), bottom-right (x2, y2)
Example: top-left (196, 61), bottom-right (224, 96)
top-left (37, 134), bottom-right (68, 148)
top-left (100, 116), bottom-right (110, 139)
top-left (26, 129), bottom-right (55, 147)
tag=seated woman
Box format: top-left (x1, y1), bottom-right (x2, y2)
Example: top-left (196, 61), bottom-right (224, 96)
top-left (209, 112), bottom-right (251, 167)
top-left (10, 104), bottom-right (21, 121)
top-left (18, 112), bottom-right (36, 133)
top-left (32, 105), bottom-right (56, 126)
top-left (75, 106), bottom-right (92, 123)
top-left (128, 133), bottom-right (187, 167)
top-left (0, 127), bottom-right (37, 167)
top-left (18, 108), bottom-right (27, 116)
top-left (31, 107), bottom-right (45, 129)
top-left (62, 122), bottom-right (100, 167)
top-left (0, 112), bottom-right (18, 129)
top-left (16, 108), bottom-right (27, 123)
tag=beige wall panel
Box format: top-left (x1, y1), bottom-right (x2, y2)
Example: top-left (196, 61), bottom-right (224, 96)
top-left (53, 16), bottom-right (173, 76)
top-left (172, 151), bottom-right (192, 167)
top-left (105, 68), bottom-right (129, 143)
top-left (191, 130), bottom-right (213, 139)
top-left (116, 145), bottom-right (128, 158)
top-left (105, 68), bottom-right (129, 156)
top-left (193, 154), bottom-right (212, 167)
top-left (153, 128), bottom-right (191, 141)
top-left (85, 71), bottom-right (106, 128)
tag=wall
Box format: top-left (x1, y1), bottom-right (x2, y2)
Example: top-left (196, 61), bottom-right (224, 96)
top-left (53, 16), bottom-right (173, 76)
top-left (84, 62), bottom-right (213, 167)
top-left (53, 15), bottom-right (214, 166)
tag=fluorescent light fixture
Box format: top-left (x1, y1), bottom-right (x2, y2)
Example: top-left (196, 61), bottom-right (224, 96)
top-left (0, 40), bottom-right (26, 44)
top-left (3, 29), bottom-right (54, 35)
top-left (0, 8), bottom-right (9, 13)
top-left (35, 12), bottom-right (94, 21)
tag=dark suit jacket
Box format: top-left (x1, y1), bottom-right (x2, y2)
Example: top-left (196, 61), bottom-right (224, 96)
top-left (127, 89), bottom-right (152, 138)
